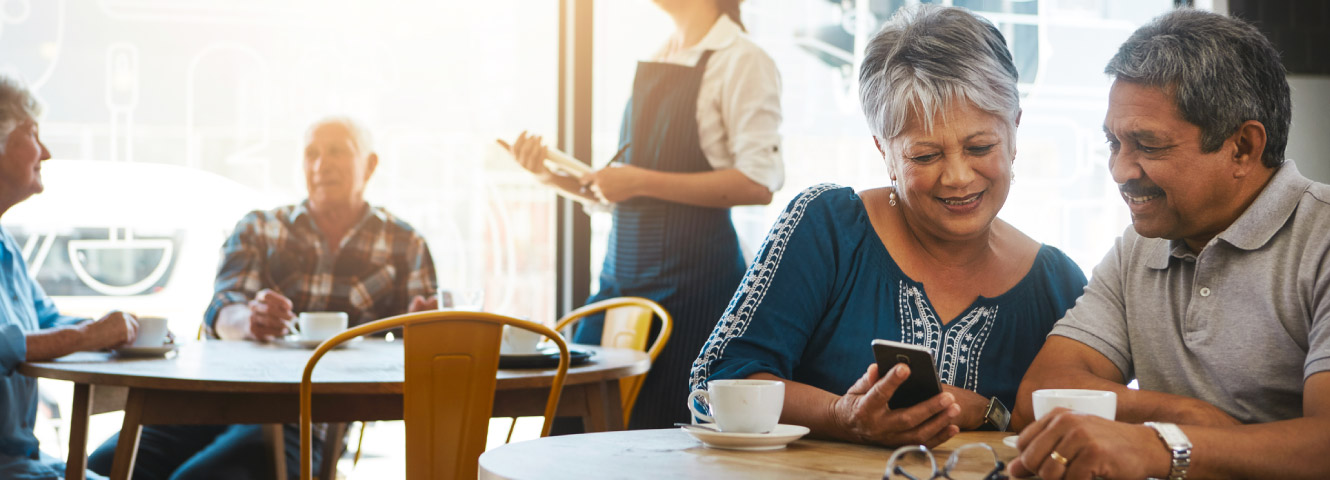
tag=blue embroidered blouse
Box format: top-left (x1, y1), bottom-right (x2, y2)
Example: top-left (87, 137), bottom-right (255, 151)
top-left (689, 185), bottom-right (1087, 409)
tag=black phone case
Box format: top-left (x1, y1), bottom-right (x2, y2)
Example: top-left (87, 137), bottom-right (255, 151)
top-left (872, 340), bottom-right (943, 410)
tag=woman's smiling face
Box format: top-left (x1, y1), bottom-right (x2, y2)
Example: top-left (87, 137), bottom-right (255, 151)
top-left (884, 101), bottom-right (1015, 243)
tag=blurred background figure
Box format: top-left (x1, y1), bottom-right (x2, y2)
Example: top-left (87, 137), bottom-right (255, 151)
top-left (505, 0), bottom-right (784, 429)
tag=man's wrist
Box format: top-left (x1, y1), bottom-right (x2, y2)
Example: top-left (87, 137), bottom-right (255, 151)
top-left (1145, 422), bottom-right (1192, 480)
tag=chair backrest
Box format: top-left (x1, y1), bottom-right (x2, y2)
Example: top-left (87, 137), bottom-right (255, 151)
top-left (554, 296), bottom-right (671, 426)
top-left (300, 311), bottom-right (570, 480)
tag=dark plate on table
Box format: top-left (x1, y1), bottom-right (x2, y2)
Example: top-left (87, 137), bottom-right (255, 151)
top-left (499, 348), bottom-right (594, 369)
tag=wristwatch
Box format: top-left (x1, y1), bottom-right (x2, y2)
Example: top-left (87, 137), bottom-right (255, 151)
top-left (1145, 422), bottom-right (1192, 480)
top-left (982, 396), bottom-right (1010, 432)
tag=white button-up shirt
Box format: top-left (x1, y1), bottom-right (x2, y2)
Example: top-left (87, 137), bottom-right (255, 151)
top-left (649, 15), bottom-right (784, 192)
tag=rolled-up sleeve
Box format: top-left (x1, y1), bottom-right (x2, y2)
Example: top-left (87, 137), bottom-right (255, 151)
top-left (204, 212), bottom-right (267, 332)
top-left (0, 324), bottom-right (24, 377)
top-left (718, 46), bottom-right (783, 193)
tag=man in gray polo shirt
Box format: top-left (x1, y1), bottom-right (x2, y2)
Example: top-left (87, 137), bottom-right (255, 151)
top-left (1007, 9), bottom-right (1330, 480)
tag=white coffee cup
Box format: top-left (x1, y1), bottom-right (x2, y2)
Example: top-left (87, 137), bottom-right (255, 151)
top-left (687, 379), bottom-right (784, 433)
top-left (437, 287), bottom-right (484, 311)
top-left (297, 312), bottom-right (349, 342)
top-left (1032, 389), bottom-right (1117, 421)
top-left (131, 316), bottom-right (169, 347)
top-left (501, 325), bottom-right (544, 355)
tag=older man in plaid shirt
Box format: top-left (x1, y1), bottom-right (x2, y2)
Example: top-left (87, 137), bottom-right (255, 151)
top-left (89, 116), bottom-right (438, 480)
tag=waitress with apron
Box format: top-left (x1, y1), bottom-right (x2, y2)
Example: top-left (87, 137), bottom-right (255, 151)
top-left (507, 0), bottom-right (783, 429)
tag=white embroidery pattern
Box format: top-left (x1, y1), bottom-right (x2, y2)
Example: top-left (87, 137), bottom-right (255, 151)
top-left (689, 184), bottom-right (841, 391)
top-left (896, 281), bottom-right (998, 391)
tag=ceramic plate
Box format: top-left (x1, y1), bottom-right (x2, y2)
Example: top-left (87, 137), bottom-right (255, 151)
top-left (681, 423), bottom-right (810, 451)
top-left (272, 336), bottom-right (360, 349)
top-left (498, 349), bottom-right (594, 369)
top-left (1003, 435), bottom-right (1019, 448)
top-left (112, 345), bottom-right (178, 357)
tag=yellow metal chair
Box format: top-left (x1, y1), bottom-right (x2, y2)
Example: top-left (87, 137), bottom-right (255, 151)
top-left (298, 311), bottom-right (570, 480)
top-left (555, 296), bottom-right (671, 426)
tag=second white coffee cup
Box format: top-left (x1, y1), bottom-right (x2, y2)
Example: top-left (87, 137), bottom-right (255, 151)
top-left (298, 312), bottom-right (348, 342)
top-left (687, 379), bottom-right (784, 433)
top-left (1032, 389), bottom-right (1117, 421)
top-left (131, 316), bottom-right (169, 347)
top-left (501, 325), bottom-right (544, 354)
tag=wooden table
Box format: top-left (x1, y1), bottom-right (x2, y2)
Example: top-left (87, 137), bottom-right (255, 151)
top-left (18, 339), bottom-right (649, 480)
top-left (478, 430), bottom-right (1018, 479)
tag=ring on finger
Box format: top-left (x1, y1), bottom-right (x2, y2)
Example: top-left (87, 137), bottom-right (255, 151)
top-left (1049, 450), bottom-right (1070, 466)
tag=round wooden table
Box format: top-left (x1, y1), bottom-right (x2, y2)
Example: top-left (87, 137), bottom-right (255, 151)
top-left (479, 429), bottom-right (1018, 480)
top-left (19, 339), bottom-right (649, 480)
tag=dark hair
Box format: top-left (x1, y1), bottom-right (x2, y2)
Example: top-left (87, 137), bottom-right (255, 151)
top-left (718, 0), bottom-right (745, 32)
top-left (1105, 9), bottom-right (1290, 168)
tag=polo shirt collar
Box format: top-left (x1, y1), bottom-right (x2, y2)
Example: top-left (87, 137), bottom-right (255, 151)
top-left (1146, 161), bottom-right (1311, 269)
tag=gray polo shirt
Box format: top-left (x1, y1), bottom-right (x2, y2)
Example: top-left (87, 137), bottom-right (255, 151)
top-left (1051, 162), bottom-right (1330, 424)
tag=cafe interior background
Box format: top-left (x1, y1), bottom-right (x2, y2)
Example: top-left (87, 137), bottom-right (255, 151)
top-left (2, 0), bottom-right (1326, 477)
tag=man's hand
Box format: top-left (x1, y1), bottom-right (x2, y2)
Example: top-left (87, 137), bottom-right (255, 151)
top-left (408, 295), bottom-right (437, 313)
top-left (77, 310), bottom-right (139, 351)
top-left (829, 363), bottom-right (961, 447)
top-left (246, 289), bottom-right (295, 340)
top-left (1009, 408), bottom-right (1170, 479)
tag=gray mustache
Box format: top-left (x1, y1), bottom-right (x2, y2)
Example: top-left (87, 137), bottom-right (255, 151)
top-left (1119, 182), bottom-right (1164, 197)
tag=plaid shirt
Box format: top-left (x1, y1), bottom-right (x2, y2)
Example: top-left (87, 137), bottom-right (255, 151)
top-left (204, 201), bottom-right (437, 335)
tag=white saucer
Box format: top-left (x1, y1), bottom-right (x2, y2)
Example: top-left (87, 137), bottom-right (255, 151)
top-left (113, 345), bottom-right (178, 357)
top-left (681, 424), bottom-right (810, 451)
top-left (1002, 435), bottom-right (1019, 448)
top-left (273, 336), bottom-right (359, 349)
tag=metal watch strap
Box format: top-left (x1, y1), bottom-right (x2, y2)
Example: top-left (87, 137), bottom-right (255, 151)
top-left (983, 396), bottom-right (1010, 432)
top-left (1145, 422), bottom-right (1191, 480)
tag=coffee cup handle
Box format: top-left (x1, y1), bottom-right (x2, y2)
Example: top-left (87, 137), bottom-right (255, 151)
top-left (687, 390), bottom-right (713, 424)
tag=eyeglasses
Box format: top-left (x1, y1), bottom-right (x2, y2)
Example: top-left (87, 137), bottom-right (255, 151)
top-left (882, 443), bottom-right (1008, 480)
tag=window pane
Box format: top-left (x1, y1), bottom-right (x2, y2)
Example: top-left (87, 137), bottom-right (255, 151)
top-left (0, 1), bottom-right (560, 331)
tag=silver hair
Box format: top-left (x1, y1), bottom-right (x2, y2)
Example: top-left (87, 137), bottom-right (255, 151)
top-left (858, 4), bottom-right (1020, 145)
top-left (0, 75), bottom-right (43, 155)
top-left (1105, 9), bottom-right (1290, 168)
top-left (305, 115), bottom-right (375, 157)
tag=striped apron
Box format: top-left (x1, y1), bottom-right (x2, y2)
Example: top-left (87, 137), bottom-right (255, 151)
top-left (576, 49), bottom-right (747, 429)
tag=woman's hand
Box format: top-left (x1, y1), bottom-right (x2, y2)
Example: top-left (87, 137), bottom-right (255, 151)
top-left (942, 384), bottom-right (991, 430)
top-left (498, 131), bottom-right (554, 182)
top-left (581, 164), bottom-right (648, 203)
top-left (830, 363), bottom-right (961, 448)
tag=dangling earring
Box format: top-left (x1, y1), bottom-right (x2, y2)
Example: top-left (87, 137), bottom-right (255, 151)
top-left (889, 183), bottom-right (898, 207)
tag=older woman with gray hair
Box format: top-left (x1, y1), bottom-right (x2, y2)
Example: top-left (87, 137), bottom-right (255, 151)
top-left (689, 4), bottom-right (1086, 447)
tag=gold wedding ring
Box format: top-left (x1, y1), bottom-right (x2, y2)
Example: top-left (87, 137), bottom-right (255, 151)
top-left (1049, 450), bottom-right (1070, 466)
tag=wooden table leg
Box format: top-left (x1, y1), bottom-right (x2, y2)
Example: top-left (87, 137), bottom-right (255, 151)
top-left (110, 389), bottom-right (146, 480)
top-left (65, 383), bottom-right (92, 480)
top-left (266, 424), bottom-right (287, 480)
top-left (581, 380), bottom-right (625, 432)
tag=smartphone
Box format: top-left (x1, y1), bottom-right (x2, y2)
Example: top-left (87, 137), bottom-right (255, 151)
top-left (871, 339), bottom-right (944, 410)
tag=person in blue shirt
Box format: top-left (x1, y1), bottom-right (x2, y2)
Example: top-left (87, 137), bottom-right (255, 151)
top-left (0, 75), bottom-right (140, 479)
top-left (689, 5), bottom-right (1087, 447)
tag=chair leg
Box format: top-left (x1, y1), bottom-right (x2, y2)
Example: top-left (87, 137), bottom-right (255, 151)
top-left (504, 417), bottom-right (518, 444)
top-left (352, 422), bottom-right (367, 468)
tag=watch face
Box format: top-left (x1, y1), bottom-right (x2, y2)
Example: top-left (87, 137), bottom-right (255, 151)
top-left (986, 398), bottom-right (1011, 431)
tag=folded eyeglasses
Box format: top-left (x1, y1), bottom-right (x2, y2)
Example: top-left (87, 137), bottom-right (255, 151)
top-left (882, 443), bottom-right (1008, 480)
